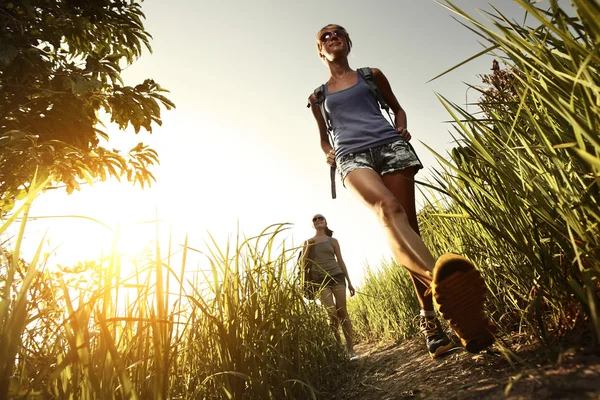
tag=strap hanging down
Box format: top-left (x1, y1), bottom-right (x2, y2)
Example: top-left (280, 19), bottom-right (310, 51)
top-left (309, 84), bottom-right (337, 199)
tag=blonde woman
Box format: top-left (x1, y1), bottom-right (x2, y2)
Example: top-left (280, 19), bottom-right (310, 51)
top-left (307, 24), bottom-right (495, 358)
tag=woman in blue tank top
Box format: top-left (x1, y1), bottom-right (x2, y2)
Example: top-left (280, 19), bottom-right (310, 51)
top-left (308, 24), bottom-right (496, 358)
top-left (299, 213), bottom-right (358, 360)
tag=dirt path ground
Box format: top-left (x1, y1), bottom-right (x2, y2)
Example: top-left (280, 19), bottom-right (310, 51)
top-left (336, 337), bottom-right (600, 399)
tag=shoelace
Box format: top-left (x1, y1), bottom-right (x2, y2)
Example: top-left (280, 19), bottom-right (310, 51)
top-left (420, 317), bottom-right (441, 338)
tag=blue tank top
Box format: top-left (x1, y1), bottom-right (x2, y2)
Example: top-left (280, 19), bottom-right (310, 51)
top-left (325, 73), bottom-right (400, 158)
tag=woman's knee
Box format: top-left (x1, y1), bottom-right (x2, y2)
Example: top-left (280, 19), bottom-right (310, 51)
top-left (336, 306), bottom-right (349, 321)
top-left (374, 196), bottom-right (407, 224)
top-left (326, 308), bottom-right (340, 321)
top-left (328, 313), bottom-right (340, 325)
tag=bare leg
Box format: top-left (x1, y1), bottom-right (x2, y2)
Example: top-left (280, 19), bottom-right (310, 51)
top-left (345, 168), bottom-right (436, 286)
top-left (320, 287), bottom-right (342, 345)
top-left (331, 285), bottom-right (354, 353)
top-left (346, 168), bottom-right (492, 354)
top-left (378, 169), bottom-right (492, 353)
top-left (382, 169), bottom-right (434, 311)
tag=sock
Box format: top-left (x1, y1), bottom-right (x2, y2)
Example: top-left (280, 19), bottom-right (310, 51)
top-left (420, 309), bottom-right (436, 318)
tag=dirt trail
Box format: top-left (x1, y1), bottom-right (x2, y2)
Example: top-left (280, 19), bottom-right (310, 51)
top-left (336, 337), bottom-right (600, 399)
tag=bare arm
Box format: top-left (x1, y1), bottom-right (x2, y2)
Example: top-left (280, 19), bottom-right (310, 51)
top-left (372, 68), bottom-right (411, 141)
top-left (332, 238), bottom-right (355, 296)
top-left (308, 93), bottom-right (336, 166)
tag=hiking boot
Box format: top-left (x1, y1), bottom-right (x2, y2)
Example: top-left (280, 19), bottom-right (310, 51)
top-left (420, 316), bottom-right (455, 359)
top-left (432, 253), bottom-right (496, 353)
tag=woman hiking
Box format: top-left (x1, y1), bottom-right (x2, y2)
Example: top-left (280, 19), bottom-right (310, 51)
top-left (307, 24), bottom-right (496, 358)
top-left (300, 214), bottom-right (358, 361)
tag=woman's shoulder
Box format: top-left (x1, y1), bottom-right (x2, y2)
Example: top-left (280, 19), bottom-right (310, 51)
top-left (369, 67), bottom-right (389, 82)
top-left (308, 84), bottom-right (326, 106)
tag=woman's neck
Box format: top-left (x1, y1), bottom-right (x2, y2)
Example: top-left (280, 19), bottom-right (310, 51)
top-left (314, 228), bottom-right (328, 237)
top-left (327, 58), bottom-right (352, 80)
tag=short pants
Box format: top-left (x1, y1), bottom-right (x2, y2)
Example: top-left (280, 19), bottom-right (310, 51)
top-left (336, 139), bottom-right (423, 184)
top-left (314, 272), bottom-right (347, 288)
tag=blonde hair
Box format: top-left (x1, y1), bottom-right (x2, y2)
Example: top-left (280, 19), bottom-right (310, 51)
top-left (316, 24), bottom-right (352, 58)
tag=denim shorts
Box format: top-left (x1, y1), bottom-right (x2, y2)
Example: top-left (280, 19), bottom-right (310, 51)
top-left (336, 139), bottom-right (423, 184)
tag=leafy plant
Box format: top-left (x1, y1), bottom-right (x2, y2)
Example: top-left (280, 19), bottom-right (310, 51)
top-left (0, 0), bottom-right (175, 214)
top-left (421, 0), bottom-right (600, 343)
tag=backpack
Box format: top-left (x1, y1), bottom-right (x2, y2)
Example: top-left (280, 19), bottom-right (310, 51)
top-left (307, 67), bottom-right (397, 199)
top-left (297, 249), bottom-right (319, 300)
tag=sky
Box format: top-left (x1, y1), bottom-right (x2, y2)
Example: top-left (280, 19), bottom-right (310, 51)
top-left (11, 0), bottom-right (530, 285)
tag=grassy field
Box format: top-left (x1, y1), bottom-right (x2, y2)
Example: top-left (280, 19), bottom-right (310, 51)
top-left (1, 204), bottom-right (349, 399)
top-left (2, 0), bottom-right (599, 399)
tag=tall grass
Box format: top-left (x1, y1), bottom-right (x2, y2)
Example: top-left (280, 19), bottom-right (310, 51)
top-left (1, 207), bottom-right (349, 399)
top-left (420, 0), bottom-right (600, 344)
top-left (0, 175), bottom-right (49, 398)
top-left (347, 260), bottom-right (419, 344)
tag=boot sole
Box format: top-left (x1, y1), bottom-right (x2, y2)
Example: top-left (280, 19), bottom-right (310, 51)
top-left (430, 340), bottom-right (457, 359)
top-left (432, 253), bottom-right (496, 353)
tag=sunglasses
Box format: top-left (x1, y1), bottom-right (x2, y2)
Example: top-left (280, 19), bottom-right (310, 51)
top-left (319, 29), bottom-right (347, 42)
top-left (312, 216), bottom-right (325, 223)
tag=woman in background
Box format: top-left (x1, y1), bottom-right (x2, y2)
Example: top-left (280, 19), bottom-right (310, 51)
top-left (300, 213), bottom-right (358, 360)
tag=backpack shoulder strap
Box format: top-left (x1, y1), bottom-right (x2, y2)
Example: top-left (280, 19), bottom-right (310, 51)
top-left (357, 67), bottom-right (389, 112)
top-left (307, 84), bottom-right (332, 133)
top-left (357, 67), bottom-right (395, 128)
top-left (313, 84), bottom-right (326, 105)
top-left (357, 67), bottom-right (373, 83)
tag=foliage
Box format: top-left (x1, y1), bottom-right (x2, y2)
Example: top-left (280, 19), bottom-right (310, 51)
top-left (0, 0), bottom-right (175, 214)
top-left (419, 0), bottom-right (600, 344)
top-left (347, 259), bottom-right (419, 344)
top-left (1, 215), bottom-right (349, 399)
top-left (0, 175), bottom-right (49, 398)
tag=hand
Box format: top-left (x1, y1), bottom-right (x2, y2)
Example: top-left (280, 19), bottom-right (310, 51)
top-left (397, 127), bottom-right (412, 142)
top-left (348, 284), bottom-right (355, 297)
top-left (326, 148), bottom-right (336, 168)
